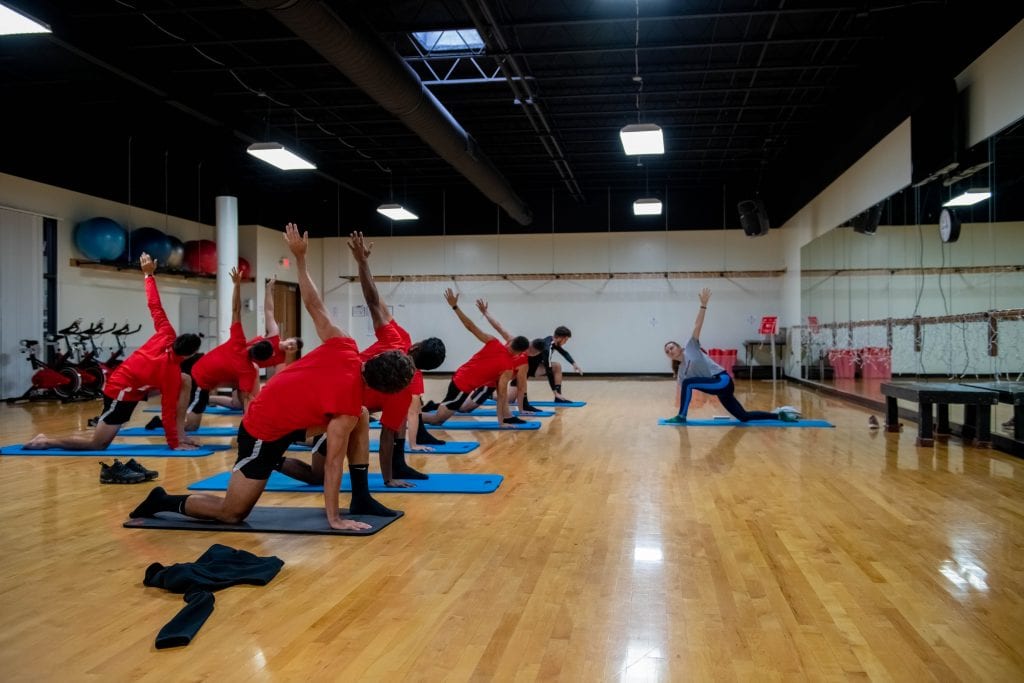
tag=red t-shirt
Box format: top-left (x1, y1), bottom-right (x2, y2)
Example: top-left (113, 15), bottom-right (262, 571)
top-left (242, 336), bottom-right (364, 441)
top-left (103, 276), bottom-right (184, 448)
top-left (190, 322), bottom-right (258, 393)
top-left (248, 334), bottom-right (286, 368)
top-left (485, 352), bottom-right (528, 388)
top-left (453, 339), bottom-right (515, 392)
top-left (360, 320), bottom-right (419, 431)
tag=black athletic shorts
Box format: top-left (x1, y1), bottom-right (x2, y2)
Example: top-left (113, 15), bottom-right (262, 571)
top-left (233, 422), bottom-right (305, 480)
top-left (180, 353), bottom-right (210, 415)
top-left (99, 394), bottom-right (138, 425)
top-left (440, 381), bottom-right (492, 409)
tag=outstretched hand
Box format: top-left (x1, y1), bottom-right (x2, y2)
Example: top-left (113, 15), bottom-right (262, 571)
top-left (140, 252), bottom-right (157, 275)
top-left (347, 231), bottom-right (373, 263)
top-left (266, 274), bottom-right (277, 292)
top-left (229, 267), bottom-right (242, 285)
top-left (476, 298), bottom-right (489, 315)
top-left (698, 287), bottom-right (711, 306)
top-left (444, 288), bottom-right (460, 308)
top-left (283, 222), bottom-right (308, 258)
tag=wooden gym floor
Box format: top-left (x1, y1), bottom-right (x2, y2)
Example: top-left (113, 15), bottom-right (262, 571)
top-left (0, 377), bottom-right (1022, 681)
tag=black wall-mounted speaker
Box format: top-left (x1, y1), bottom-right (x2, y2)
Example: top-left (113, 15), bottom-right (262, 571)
top-left (852, 202), bottom-right (884, 235)
top-left (737, 199), bottom-right (769, 237)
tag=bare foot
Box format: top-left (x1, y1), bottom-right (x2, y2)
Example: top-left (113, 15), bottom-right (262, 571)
top-left (23, 434), bottom-right (49, 450)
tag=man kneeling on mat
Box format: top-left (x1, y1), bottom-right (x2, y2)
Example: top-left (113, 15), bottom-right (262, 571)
top-left (130, 223), bottom-right (415, 531)
top-left (421, 288), bottom-right (529, 428)
top-left (25, 253), bottom-right (201, 453)
top-left (279, 230), bottom-right (446, 488)
top-left (663, 287), bottom-right (789, 424)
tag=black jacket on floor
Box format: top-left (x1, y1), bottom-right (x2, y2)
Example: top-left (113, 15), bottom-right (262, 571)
top-left (143, 543), bottom-right (284, 649)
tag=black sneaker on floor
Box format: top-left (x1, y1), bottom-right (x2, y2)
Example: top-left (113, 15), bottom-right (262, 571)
top-left (503, 416), bottom-right (526, 425)
top-left (100, 461), bottom-right (145, 484)
top-left (553, 397), bottom-right (574, 404)
top-left (521, 402), bottom-right (541, 412)
top-left (144, 416), bottom-right (163, 431)
top-left (123, 458), bottom-right (159, 481)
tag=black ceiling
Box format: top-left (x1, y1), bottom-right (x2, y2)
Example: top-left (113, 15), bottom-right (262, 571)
top-left (2, 0), bottom-right (1022, 237)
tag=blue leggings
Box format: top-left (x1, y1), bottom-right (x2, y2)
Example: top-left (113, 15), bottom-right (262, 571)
top-left (678, 372), bottom-right (777, 421)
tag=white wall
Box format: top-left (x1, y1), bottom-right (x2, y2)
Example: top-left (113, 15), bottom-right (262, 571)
top-left (321, 230), bottom-right (786, 373)
top-left (0, 208), bottom-right (44, 398)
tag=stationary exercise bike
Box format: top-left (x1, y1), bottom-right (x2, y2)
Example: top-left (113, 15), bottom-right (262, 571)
top-left (6, 338), bottom-right (83, 403)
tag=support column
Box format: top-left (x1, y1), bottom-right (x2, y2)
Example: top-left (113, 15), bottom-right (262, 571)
top-left (215, 196), bottom-right (238, 344)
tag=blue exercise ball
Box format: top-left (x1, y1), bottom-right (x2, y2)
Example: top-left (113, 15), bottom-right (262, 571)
top-left (73, 217), bottom-right (127, 261)
top-left (127, 227), bottom-right (173, 265)
top-left (165, 235), bottom-right (185, 269)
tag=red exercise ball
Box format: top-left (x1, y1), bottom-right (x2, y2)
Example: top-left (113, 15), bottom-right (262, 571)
top-left (183, 239), bottom-right (217, 274)
top-left (237, 257), bottom-right (252, 280)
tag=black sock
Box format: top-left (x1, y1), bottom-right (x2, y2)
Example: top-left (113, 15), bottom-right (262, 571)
top-left (129, 487), bottom-right (180, 518)
top-left (145, 416), bottom-right (163, 430)
top-left (416, 415), bottom-right (446, 445)
top-left (347, 464), bottom-right (398, 517)
top-left (392, 439), bottom-right (428, 480)
top-left (554, 384), bottom-right (562, 394)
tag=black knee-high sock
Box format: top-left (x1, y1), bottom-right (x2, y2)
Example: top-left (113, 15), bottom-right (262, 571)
top-left (347, 464), bottom-right (398, 517)
top-left (416, 414), bottom-right (446, 445)
top-left (554, 383), bottom-right (562, 394)
top-left (130, 487), bottom-right (189, 518)
top-left (392, 438), bottom-right (428, 479)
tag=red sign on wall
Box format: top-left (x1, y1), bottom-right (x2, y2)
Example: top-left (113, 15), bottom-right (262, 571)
top-left (759, 315), bottom-right (779, 335)
top-left (807, 316), bottom-right (820, 334)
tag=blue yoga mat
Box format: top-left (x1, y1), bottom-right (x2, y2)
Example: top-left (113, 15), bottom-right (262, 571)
top-left (373, 419), bottom-right (539, 431)
top-left (120, 426), bottom-right (238, 437)
top-left (188, 470), bottom-right (503, 494)
top-left (1, 443), bottom-right (229, 457)
top-left (451, 409), bottom-right (555, 418)
top-left (288, 440), bottom-right (479, 454)
top-left (485, 399), bottom-right (586, 408)
top-left (144, 405), bottom-right (241, 415)
top-left (657, 418), bottom-right (835, 428)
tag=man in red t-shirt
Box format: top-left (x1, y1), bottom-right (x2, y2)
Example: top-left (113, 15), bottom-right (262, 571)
top-left (145, 268), bottom-right (274, 432)
top-left (25, 253), bottom-right (202, 452)
top-left (282, 231), bottom-right (445, 488)
top-left (207, 274), bottom-right (303, 410)
top-left (130, 224), bottom-right (416, 531)
top-left (421, 288), bottom-right (531, 427)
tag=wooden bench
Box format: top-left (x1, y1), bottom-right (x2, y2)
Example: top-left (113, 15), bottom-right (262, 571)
top-left (879, 382), bottom-right (999, 447)
top-left (960, 381), bottom-right (1024, 442)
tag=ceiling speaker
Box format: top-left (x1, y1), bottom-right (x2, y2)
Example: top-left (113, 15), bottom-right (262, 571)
top-left (852, 203), bottom-right (883, 235)
top-left (737, 199), bottom-right (769, 237)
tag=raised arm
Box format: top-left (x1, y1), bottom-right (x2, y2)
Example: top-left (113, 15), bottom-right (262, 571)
top-left (692, 287), bottom-right (711, 341)
top-left (284, 223), bottom-right (346, 342)
top-left (230, 267), bottom-right (242, 325)
top-left (264, 275), bottom-right (280, 337)
top-left (444, 288), bottom-right (493, 344)
top-left (348, 231), bottom-right (392, 330)
top-left (140, 253), bottom-right (174, 339)
top-left (475, 299), bottom-right (512, 342)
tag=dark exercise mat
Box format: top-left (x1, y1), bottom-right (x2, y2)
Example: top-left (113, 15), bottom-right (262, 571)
top-left (373, 419), bottom-right (540, 431)
top-left (144, 406), bottom-right (241, 415)
top-left (120, 426), bottom-right (238, 437)
top-left (288, 440), bottom-right (480, 454)
top-left (188, 470), bottom-right (503, 494)
top-left (657, 418), bottom-right (835, 428)
top-left (1, 443), bottom-right (229, 457)
top-left (484, 399), bottom-right (586, 408)
top-left (123, 506), bottom-right (403, 536)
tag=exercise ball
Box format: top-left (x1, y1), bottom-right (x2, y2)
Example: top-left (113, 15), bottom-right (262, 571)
top-left (127, 227), bottom-right (173, 265)
top-left (183, 239), bottom-right (217, 274)
top-left (237, 257), bottom-right (252, 280)
top-left (165, 235), bottom-right (185, 269)
top-left (73, 217), bottom-right (127, 261)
